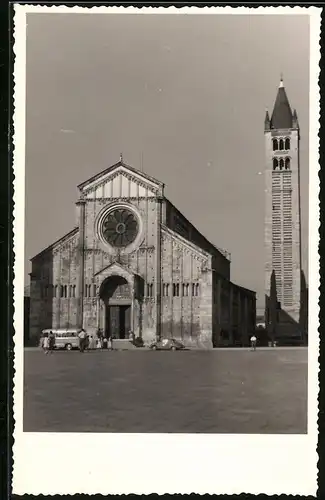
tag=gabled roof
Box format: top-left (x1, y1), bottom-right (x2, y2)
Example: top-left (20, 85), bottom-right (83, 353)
top-left (77, 159), bottom-right (164, 191)
top-left (31, 227), bottom-right (79, 261)
top-left (270, 78), bottom-right (293, 130)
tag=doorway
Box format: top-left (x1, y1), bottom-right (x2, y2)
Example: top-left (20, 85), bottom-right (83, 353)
top-left (105, 305), bottom-right (131, 339)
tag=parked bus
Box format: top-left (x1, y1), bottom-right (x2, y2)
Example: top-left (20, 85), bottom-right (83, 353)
top-left (41, 329), bottom-right (80, 351)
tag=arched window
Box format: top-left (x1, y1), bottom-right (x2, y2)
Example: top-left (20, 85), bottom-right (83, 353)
top-left (279, 158), bottom-right (284, 170)
top-left (166, 284), bottom-right (169, 297)
top-left (147, 283), bottom-right (153, 297)
top-left (69, 285), bottom-right (73, 298)
top-left (185, 284), bottom-right (189, 297)
top-left (279, 139), bottom-right (284, 150)
top-left (285, 138), bottom-right (290, 150)
top-left (192, 283), bottom-right (195, 296)
top-left (182, 284), bottom-right (186, 296)
top-left (63, 285), bottom-right (67, 298)
top-left (73, 285), bottom-right (76, 298)
top-left (173, 284), bottom-right (179, 297)
top-left (60, 285), bottom-right (64, 298)
top-left (273, 158), bottom-right (278, 170)
top-left (285, 157), bottom-right (290, 170)
top-left (195, 283), bottom-right (200, 297)
top-left (272, 138), bottom-right (278, 151)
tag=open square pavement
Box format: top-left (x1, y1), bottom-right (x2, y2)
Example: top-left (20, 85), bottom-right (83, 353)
top-left (23, 347), bottom-right (307, 434)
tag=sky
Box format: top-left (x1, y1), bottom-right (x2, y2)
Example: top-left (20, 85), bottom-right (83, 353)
top-left (24, 12), bottom-right (310, 308)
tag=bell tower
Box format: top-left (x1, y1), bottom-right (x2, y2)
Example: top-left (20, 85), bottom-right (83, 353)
top-left (264, 77), bottom-right (302, 323)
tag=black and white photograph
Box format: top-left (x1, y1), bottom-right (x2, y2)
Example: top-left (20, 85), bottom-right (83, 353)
top-left (13, 5), bottom-right (320, 496)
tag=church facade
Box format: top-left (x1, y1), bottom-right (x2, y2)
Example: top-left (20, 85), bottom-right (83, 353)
top-left (29, 159), bottom-right (256, 348)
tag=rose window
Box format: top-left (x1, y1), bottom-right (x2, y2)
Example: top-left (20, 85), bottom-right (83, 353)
top-left (102, 208), bottom-right (139, 248)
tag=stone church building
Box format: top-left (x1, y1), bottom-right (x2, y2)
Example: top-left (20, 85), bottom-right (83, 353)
top-left (29, 158), bottom-right (256, 348)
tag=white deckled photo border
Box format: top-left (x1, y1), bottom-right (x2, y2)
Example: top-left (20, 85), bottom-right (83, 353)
top-left (12, 4), bottom-right (321, 496)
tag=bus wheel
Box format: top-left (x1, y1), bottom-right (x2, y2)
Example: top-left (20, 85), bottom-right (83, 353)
top-left (66, 343), bottom-right (72, 351)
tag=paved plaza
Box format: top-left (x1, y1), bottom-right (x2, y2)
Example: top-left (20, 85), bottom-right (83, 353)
top-left (23, 347), bottom-right (307, 434)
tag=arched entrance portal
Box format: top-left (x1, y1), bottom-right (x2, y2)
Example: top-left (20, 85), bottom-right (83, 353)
top-left (99, 275), bottom-right (132, 339)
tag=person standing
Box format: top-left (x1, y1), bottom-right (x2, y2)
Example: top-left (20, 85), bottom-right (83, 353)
top-left (42, 333), bottom-right (49, 355)
top-left (78, 329), bottom-right (87, 353)
top-left (48, 331), bottom-right (55, 354)
top-left (250, 334), bottom-right (257, 351)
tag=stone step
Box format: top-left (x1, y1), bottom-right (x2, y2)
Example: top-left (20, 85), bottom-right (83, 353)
top-left (111, 339), bottom-right (140, 350)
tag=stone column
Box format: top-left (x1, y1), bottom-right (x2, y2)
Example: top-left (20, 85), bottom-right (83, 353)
top-left (76, 199), bottom-right (86, 329)
top-left (229, 285), bottom-right (233, 345)
top-left (244, 296), bottom-right (248, 346)
top-left (238, 289), bottom-right (242, 345)
top-left (216, 277), bottom-right (222, 346)
top-left (155, 196), bottom-right (163, 341)
top-left (96, 295), bottom-right (100, 330)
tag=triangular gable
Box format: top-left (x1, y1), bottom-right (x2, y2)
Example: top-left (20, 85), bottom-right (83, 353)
top-left (78, 161), bottom-right (164, 199)
top-left (94, 261), bottom-right (134, 280)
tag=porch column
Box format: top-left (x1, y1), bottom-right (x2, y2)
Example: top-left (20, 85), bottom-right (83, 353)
top-left (131, 281), bottom-right (135, 335)
top-left (155, 196), bottom-right (163, 341)
top-left (96, 295), bottom-right (100, 330)
top-left (76, 199), bottom-right (86, 329)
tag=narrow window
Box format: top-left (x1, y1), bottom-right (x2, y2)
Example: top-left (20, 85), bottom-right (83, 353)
top-left (285, 138), bottom-right (290, 150)
top-left (166, 284), bottom-right (169, 297)
top-left (272, 138), bottom-right (278, 151)
top-left (64, 285), bottom-right (67, 298)
top-left (73, 285), bottom-right (76, 298)
top-left (60, 285), bottom-right (64, 298)
top-left (285, 157), bottom-right (290, 170)
top-left (182, 284), bottom-right (185, 296)
top-left (150, 284), bottom-right (153, 297)
top-left (192, 283), bottom-right (195, 296)
top-left (185, 284), bottom-right (189, 297)
top-left (195, 283), bottom-right (200, 296)
top-left (279, 138), bottom-right (284, 150)
top-left (273, 158), bottom-right (278, 170)
top-left (279, 158), bottom-right (284, 170)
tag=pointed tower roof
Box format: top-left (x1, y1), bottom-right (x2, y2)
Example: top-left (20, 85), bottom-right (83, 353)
top-left (270, 77), bottom-right (293, 129)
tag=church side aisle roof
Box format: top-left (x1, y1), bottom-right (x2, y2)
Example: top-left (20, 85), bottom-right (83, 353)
top-left (31, 227), bottom-right (79, 261)
top-left (165, 198), bottom-right (231, 262)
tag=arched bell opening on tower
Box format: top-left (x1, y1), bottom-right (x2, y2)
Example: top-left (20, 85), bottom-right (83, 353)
top-left (285, 157), bottom-right (291, 170)
top-left (272, 138), bottom-right (278, 151)
top-left (285, 138), bottom-right (290, 150)
top-left (273, 158), bottom-right (278, 170)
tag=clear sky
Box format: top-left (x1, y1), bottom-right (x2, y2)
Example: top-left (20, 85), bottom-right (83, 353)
top-left (24, 12), bottom-right (310, 308)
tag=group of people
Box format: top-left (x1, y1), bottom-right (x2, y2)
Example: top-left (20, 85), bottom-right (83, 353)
top-left (77, 329), bottom-right (117, 352)
top-left (41, 328), bottom-right (135, 354)
top-left (41, 331), bottom-right (55, 354)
